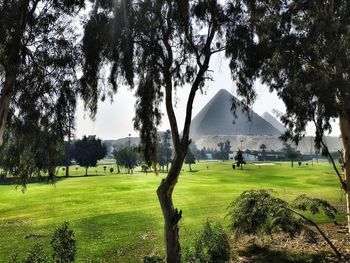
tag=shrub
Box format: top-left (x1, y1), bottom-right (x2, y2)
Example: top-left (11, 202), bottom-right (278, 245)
top-left (23, 243), bottom-right (49, 263)
top-left (7, 254), bottom-right (20, 263)
top-left (110, 167), bottom-right (114, 173)
top-left (182, 220), bottom-right (230, 263)
top-left (51, 222), bottom-right (76, 263)
top-left (227, 190), bottom-right (341, 258)
top-left (227, 189), bottom-right (301, 239)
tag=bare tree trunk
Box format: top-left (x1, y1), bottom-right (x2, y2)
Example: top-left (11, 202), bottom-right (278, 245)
top-left (340, 114), bottom-right (350, 234)
top-left (157, 154), bottom-right (184, 263)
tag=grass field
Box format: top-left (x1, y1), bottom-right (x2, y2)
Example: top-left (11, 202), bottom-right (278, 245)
top-left (0, 161), bottom-right (345, 262)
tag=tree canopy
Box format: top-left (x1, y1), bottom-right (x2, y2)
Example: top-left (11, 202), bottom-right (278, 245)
top-left (0, 1), bottom-right (84, 155)
top-left (185, 148), bottom-right (196, 172)
top-left (224, 0), bottom-right (350, 233)
top-left (73, 135), bottom-right (107, 176)
top-left (113, 146), bottom-right (139, 174)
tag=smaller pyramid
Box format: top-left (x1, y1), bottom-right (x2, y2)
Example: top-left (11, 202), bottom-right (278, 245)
top-left (190, 89), bottom-right (281, 138)
top-left (261, 112), bottom-right (286, 133)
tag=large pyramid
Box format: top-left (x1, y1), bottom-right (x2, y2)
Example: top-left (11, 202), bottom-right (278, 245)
top-left (190, 89), bottom-right (281, 139)
top-left (261, 112), bottom-right (286, 133)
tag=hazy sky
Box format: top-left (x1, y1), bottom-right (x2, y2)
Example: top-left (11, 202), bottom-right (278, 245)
top-left (74, 55), bottom-right (340, 140)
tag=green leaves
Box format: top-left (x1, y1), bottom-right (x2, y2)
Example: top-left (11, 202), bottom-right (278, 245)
top-left (291, 194), bottom-right (338, 220)
top-left (227, 189), bottom-right (337, 242)
top-left (73, 135), bottom-right (107, 174)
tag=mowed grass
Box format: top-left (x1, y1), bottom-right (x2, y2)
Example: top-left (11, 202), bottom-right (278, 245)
top-left (0, 161), bottom-right (345, 262)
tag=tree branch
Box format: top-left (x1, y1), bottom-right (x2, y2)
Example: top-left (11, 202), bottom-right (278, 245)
top-left (320, 139), bottom-right (347, 190)
top-left (285, 206), bottom-right (342, 258)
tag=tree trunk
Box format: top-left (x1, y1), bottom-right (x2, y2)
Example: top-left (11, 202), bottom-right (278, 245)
top-left (65, 164), bottom-right (70, 177)
top-left (157, 154), bottom-right (184, 263)
top-left (0, 74), bottom-right (15, 146)
top-left (85, 166), bottom-right (88, 176)
top-left (339, 113), bottom-right (350, 234)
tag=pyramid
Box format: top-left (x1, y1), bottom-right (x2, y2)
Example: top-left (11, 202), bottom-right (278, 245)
top-left (261, 112), bottom-right (286, 133)
top-left (190, 89), bottom-right (281, 139)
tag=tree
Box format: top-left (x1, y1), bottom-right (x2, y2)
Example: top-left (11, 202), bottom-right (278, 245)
top-left (0, 119), bottom-right (65, 185)
top-left (234, 149), bottom-right (245, 170)
top-left (225, 0), bottom-right (350, 233)
top-left (282, 144), bottom-right (301, 167)
top-left (113, 146), bottom-right (139, 174)
top-left (81, 1), bottom-right (251, 261)
top-left (0, 0), bottom-right (84, 146)
top-left (157, 131), bottom-right (173, 172)
top-left (163, 129), bottom-right (172, 172)
top-left (185, 148), bottom-right (196, 172)
top-left (73, 135), bottom-right (107, 176)
top-left (260, 144), bottom-right (266, 161)
top-left (216, 140), bottom-right (231, 161)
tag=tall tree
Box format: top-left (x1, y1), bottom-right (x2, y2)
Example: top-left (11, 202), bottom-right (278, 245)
top-left (260, 144), bottom-right (266, 161)
top-left (234, 149), bottom-right (245, 170)
top-left (0, 0), bottom-right (84, 146)
top-left (185, 148), bottom-right (196, 172)
top-left (225, 0), bottom-right (350, 233)
top-left (113, 146), bottom-right (139, 174)
top-left (81, 1), bottom-right (250, 261)
top-left (282, 144), bottom-right (300, 167)
top-left (0, 119), bottom-right (65, 185)
top-left (73, 135), bottom-right (107, 176)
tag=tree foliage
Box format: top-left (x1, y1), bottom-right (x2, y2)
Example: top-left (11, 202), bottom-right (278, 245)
top-left (227, 189), bottom-right (341, 257)
top-left (51, 222), bottom-right (77, 263)
top-left (225, 0), bottom-right (350, 145)
top-left (282, 144), bottom-right (301, 167)
top-left (0, 0), bottom-right (84, 139)
top-left (113, 146), bottom-right (140, 174)
top-left (185, 148), bottom-right (196, 172)
top-left (234, 149), bottom-right (245, 170)
top-left (183, 221), bottom-right (230, 263)
top-left (215, 140), bottom-right (231, 161)
top-left (73, 135), bottom-right (107, 176)
top-left (0, 121), bottom-right (65, 185)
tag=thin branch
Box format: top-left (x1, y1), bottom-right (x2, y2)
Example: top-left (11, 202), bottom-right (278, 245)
top-left (285, 206), bottom-right (342, 258)
top-left (321, 139), bottom-right (346, 190)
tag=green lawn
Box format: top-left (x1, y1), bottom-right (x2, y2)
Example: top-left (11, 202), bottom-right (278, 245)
top-left (0, 161), bottom-right (345, 262)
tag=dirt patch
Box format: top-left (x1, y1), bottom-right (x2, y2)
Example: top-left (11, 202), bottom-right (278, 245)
top-left (1, 219), bottom-right (33, 227)
top-left (232, 223), bottom-right (350, 262)
top-left (24, 233), bottom-right (48, 239)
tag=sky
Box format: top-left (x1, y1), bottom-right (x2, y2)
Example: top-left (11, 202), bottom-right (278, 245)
top-left (74, 54), bottom-right (341, 140)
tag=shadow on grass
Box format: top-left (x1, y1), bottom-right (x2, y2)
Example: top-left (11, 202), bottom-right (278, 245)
top-left (0, 173), bottom-right (109, 186)
top-left (239, 244), bottom-right (327, 263)
top-left (0, 176), bottom-right (57, 186)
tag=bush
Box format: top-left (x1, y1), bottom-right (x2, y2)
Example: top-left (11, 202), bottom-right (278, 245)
top-left (110, 167), bottom-right (114, 173)
top-left (7, 254), bottom-right (20, 263)
top-left (182, 220), bottom-right (230, 263)
top-left (23, 243), bottom-right (49, 263)
top-left (51, 222), bottom-right (76, 263)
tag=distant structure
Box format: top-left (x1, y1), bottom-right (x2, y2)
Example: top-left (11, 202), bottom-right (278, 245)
top-left (261, 112), bottom-right (286, 133)
top-left (190, 89), bottom-right (281, 139)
